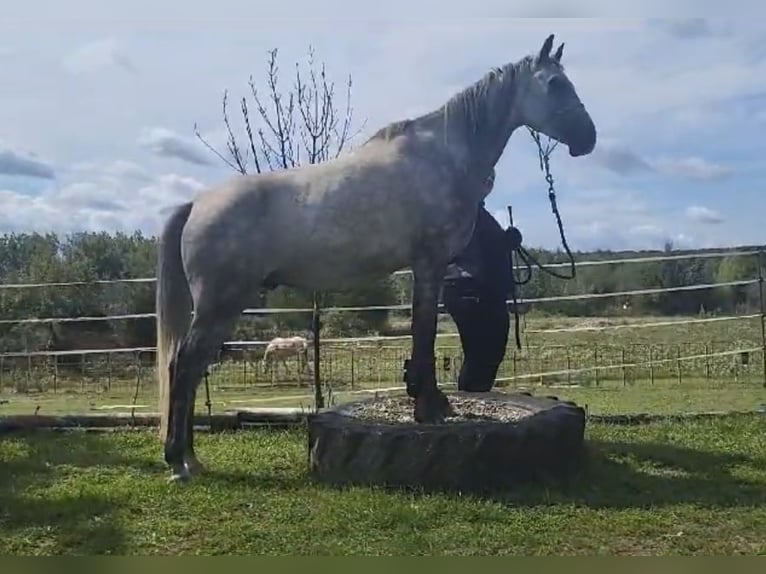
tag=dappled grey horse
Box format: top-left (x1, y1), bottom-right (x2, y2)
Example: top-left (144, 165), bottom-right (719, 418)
top-left (156, 34), bottom-right (597, 482)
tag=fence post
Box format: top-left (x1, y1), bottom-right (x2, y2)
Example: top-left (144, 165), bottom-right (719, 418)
top-left (757, 248), bottom-right (766, 389)
top-left (242, 348), bottom-right (247, 388)
top-left (676, 345), bottom-right (682, 385)
top-left (621, 347), bottom-right (627, 387)
top-left (80, 353), bottom-right (85, 391)
top-left (649, 345), bottom-right (654, 385)
top-left (107, 352), bottom-right (112, 391)
top-left (312, 292), bottom-right (324, 409)
top-left (593, 344), bottom-right (600, 386)
top-left (131, 351), bottom-right (142, 422)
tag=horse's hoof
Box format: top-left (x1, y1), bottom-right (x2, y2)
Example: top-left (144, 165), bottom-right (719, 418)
top-left (185, 457), bottom-right (206, 475)
top-left (167, 467), bottom-right (192, 484)
top-left (414, 389), bottom-right (453, 423)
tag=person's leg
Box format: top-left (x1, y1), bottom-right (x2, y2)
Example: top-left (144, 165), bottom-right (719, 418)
top-left (442, 285), bottom-right (483, 391)
top-left (455, 308), bottom-right (483, 392)
top-left (446, 296), bottom-right (508, 392)
top-left (470, 298), bottom-right (510, 392)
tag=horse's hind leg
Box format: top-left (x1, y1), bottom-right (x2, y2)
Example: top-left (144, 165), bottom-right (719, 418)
top-left (165, 300), bottom-right (241, 482)
top-left (183, 385), bottom-right (204, 475)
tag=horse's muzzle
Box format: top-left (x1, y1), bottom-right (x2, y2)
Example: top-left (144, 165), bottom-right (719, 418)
top-left (566, 115), bottom-right (597, 157)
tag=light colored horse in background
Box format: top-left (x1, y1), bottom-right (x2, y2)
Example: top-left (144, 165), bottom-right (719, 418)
top-left (261, 335), bottom-right (310, 377)
top-left (156, 34), bottom-right (597, 482)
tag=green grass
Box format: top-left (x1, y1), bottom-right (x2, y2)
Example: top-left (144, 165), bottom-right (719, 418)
top-left (2, 414), bottom-right (766, 555)
top-left (2, 378), bottom-right (765, 418)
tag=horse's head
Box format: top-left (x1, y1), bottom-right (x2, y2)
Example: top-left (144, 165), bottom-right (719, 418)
top-left (516, 34), bottom-right (596, 157)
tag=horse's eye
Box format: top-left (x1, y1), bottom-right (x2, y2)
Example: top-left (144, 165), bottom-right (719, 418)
top-left (547, 75), bottom-right (567, 94)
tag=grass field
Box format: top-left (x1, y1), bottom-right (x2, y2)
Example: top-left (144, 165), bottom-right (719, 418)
top-left (2, 312), bottom-right (765, 555)
top-left (2, 414), bottom-right (766, 555)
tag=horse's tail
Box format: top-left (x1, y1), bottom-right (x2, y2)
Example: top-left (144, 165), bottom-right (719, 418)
top-left (156, 202), bottom-right (194, 441)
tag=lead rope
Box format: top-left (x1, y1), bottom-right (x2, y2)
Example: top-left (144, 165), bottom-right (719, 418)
top-left (506, 207), bottom-right (524, 351)
top-left (507, 128), bottom-right (578, 350)
top-left (520, 128), bottom-right (577, 281)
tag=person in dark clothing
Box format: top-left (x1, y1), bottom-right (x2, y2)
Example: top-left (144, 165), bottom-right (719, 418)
top-left (441, 169), bottom-right (522, 393)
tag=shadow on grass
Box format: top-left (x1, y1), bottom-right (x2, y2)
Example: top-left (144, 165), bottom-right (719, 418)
top-left (489, 437), bottom-right (766, 510)
top-left (0, 431), bottom-right (164, 554)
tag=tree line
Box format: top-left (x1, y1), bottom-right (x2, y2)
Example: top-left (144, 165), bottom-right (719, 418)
top-left (0, 231), bottom-right (762, 354)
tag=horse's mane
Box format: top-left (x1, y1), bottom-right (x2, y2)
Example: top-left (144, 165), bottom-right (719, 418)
top-left (363, 55), bottom-right (542, 149)
top-left (437, 56), bottom-right (533, 141)
top-left (364, 119), bottom-right (415, 143)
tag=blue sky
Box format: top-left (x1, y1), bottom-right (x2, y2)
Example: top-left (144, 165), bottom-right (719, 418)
top-left (0, 3), bottom-right (764, 251)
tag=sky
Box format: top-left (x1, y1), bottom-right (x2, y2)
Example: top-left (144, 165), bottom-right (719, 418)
top-left (0, 3), bottom-right (764, 252)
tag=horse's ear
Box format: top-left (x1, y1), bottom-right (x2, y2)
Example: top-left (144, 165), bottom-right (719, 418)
top-left (539, 34), bottom-right (555, 61)
top-left (553, 42), bottom-right (564, 63)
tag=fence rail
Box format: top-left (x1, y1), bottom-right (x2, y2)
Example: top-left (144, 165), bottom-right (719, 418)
top-left (0, 278), bottom-right (759, 326)
top-left (1, 338), bottom-right (763, 393)
top-left (1, 247), bottom-right (765, 410)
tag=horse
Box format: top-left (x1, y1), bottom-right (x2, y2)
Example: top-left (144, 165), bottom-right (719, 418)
top-left (261, 335), bottom-right (310, 376)
top-left (156, 34), bottom-right (597, 482)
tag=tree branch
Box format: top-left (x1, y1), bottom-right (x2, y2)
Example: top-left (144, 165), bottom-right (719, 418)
top-left (194, 44), bottom-right (366, 175)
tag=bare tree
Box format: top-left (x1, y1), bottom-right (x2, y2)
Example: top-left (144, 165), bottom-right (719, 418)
top-left (194, 46), bottom-right (393, 344)
top-left (194, 46), bottom-right (366, 175)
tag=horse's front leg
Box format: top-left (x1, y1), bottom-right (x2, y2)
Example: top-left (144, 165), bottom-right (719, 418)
top-left (409, 259), bottom-right (455, 423)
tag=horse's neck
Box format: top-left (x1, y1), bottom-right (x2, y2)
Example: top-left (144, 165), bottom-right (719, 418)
top-left (418, 67), bottom-right (524, 183)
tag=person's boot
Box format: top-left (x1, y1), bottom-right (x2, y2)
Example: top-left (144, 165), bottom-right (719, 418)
top-left (403, 358), bottom-right (418, 398)
top-left (457, 360), bottom-right (494, 393)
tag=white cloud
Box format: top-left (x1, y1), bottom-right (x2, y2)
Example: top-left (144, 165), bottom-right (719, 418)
top-left (628, 224), bottom-right (696, 249)
top-left (589, 142), bottom-right (733, 182)
top-left (561, 218), bottom-right (699, 252)
top-left (0, 161), bottom-right (207, 236)
top-left (62, 37), bottom-right (137, 75)
top-left (0, 189), bottom-right (59, 233)
top-left (138, 128), bottom-right (214, 167)
top-left (137, 174), bottom-right (207, 205)
top-left (53, 182), bottom-right (128, 212)
top-left (508, 184), bottom-right (717, 252)
top-left (0, 145), bottom-right (55, 179)
top-left (651, 18), bottom-right (718, 39)
top-left (655, 157), bottom-right (733, 181)
top-left (70, 159), bottom-right (151, 183)
top-left (590, 144), bottom-right (652, 175)
top-left (685, 205), bottom-right (724, 224)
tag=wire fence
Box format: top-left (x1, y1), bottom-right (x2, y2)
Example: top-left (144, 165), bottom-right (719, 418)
top-left (2, 338), bottom-right (762, 393)
top-left (0, 247), bottom-right (764, 417)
